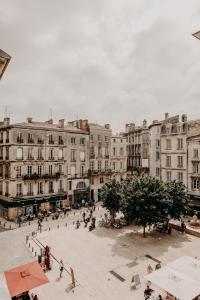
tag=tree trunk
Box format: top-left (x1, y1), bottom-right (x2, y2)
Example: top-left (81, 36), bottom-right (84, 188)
top-left (143, 225), bottom-right (146, 238)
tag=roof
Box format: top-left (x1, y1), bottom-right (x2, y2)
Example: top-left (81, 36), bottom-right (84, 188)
top-left (0, 49), bottom-right (11, 80)
top-left (0, 49), bottom-right (11, 60)
top-left (145, 256), bottom-right (200, 300)
top-left (1, 121), bottom-right (89, 134)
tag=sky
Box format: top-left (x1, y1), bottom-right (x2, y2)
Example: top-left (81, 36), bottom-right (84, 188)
top-left (1, 0), bottom-right (200, 133)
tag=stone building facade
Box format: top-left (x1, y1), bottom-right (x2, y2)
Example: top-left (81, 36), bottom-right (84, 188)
top-left (111, 134), bottom-right (127, 182)
top-left (0, 117), bottom-right (128, 220)
top-left (125, 120), bottom-right (150, 175)
top-left (0, 117), bottom-right (89, 220)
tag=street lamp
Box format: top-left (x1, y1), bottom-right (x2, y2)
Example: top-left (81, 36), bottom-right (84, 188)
top-left (0, 49), bottom-right (11, 80)
top-left (192, 30), bottom-right (200, 41)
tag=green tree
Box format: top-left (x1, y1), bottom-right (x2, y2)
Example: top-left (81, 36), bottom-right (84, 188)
top-left (165, 180), bottom-right (189, 220)
top-left (99, 178), bottom-right (121, 222)
top-left (120, 176), bottom-right (169, 237)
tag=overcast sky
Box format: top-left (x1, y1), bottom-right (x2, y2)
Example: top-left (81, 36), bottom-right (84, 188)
top-left (1, 0), bottom-right (200, 132)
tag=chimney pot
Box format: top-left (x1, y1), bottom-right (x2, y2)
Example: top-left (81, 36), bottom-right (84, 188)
top-left (4, 117), bottom-right (10, 126)
top-left (27, 117), bottom-right (33, 123)
top-left (58, 119), bottom-right (65, 128)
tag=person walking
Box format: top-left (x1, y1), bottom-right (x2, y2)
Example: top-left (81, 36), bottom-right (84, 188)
top-left (181, 221), bottom-right (186, 233)
top-left (59, 259), bottom-right (64, 278)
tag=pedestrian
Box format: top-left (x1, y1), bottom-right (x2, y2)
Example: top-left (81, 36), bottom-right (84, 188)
top-left (167, 225), bottom-right (172, 235)
top-left (65, 222), bottom-right (67, 227)
top-left (181, 221), bottom-right (186, 233)
top-left (147, 264), bottom-right (153, 274)
top-left (157, 295), bottom-right (163, 300)
top-left (59, 259), bottom-right (64, 278)
top-left (33, 295), bottom-right (38, 300)
top-left (82, 211), bottom-right (86, 221)
top-left (37, 219), bottom-right (41, 231)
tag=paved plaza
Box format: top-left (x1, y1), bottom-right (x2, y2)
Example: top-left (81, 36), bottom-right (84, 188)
top-left (30, 223), bottom-right (200, 300)
top-left (1, 209), bottom-right (200, 300)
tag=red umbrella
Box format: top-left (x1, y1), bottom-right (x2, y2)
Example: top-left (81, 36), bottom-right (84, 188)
top-left (4, 261), bottom-right (49, 297)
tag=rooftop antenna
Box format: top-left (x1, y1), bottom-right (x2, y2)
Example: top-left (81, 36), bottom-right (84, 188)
top-left (49, 108), bottom-right (53, 120)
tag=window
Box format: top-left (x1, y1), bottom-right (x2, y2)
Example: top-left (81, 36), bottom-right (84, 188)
top-left (177, 156), bottom-right (183, 168)
top-left (166, 156), bottom-right (171, 167)
top-left (105, 160), bottom-right (109, 171)
top-left (90, 161), bottom-right (94, 171)
top-left (16, 166), bottom-right (21, 178)
top-left (58, 136), bottom-right (64, 145)
top-left (49, 181), bottom-right (54, 193)
top-left (98, 146), bottom-right (102, 157)
top-left (16, 148), bottom-right (23, 160)
top-left (80, 138), bottom-right (85, 145)
top-left (105, 136), bottom-right (108, 141)
top-left (166, 171), bottom-right (171, 182)
top-left (59, 180), bottom-right (63, 191)
top-left (120, 162), bottom-right (123, 169)
top-left (37, 182), bottom-right (43, 194)
top-left (166, 139), bottom-right (171, 150)
top-left (120, 147), bottom-right (124, 156)
top-left (27, 166), bottom-right (32, 176)
top-left (80, 151), bottom-right (85, 161)
top-left (100, 177), bottom-right (104, 184)
top-left (156, 167), bottom-right (160, 177)
top-left (193, 162), bottom-right (199, 174)
top-left (76, 181), bottom-right (86, 189)
top-left (156, 150), bottom-right (160, 160)
top-left (156, 139), bottom-right (160, 148)
top-left (194, 149), bottom-right (199, 158)
top-left (177, 172), bottom-right (183, 182)
top-left (113, 147), bottom-right (116, 156)
top-left (49, 165), bottom-right (53, 176)
top-left (105, 146), bottom-right (109, 157)
top-left (112, 162), bottom-right (116, 170)
top-left (81, 165), bottom-right (84, 176)
top-left (17, 132), bottom-right (23, 143)
top-left (90, 135), bottom-right (93, 141)
top-left (90, 146), bottom-right (95, 158)
top-left (69, 181), bottom-right (72, 190)
top-left (49, 148), bottom-right (54, 159)
top-left (192, 179), bottom-right (199, 190)
top-left (38, 165), bottom-right (42, 176)
top-left (71, 150), bottom-right (76, 162)
top-left (28, 133), bottom-right (33, 143)
top-left (113, 138), bottom-right (116, 143)
top-left (98, 161), bottom-right (101, 171)
top-left (177, 138), bottom-right (183, 150)
top-left (98, 135), bottom-right (102, 141)
top-left (58, 149), bottom-right (63, 159)
top-left (16, 183), bottom-right (22, 196)
top-left (38, 148), bottom-right (43, 159)
top-left (70, 165), bottom-right (76, 176)
top-left (28, 148), bottom-right (33, 159)
top-left (71, 137), bottom-right (76, 144)
top-left (27, 183), bottom-right (33, 195)
top-left (49, 135), bottom-right (54, 144)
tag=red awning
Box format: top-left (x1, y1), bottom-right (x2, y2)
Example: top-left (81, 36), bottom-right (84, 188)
top-left (4, 261), bottom-right (49, 297)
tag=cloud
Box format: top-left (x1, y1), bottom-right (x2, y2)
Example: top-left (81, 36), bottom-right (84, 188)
top-left (1, 0), bottom-right (200, 132)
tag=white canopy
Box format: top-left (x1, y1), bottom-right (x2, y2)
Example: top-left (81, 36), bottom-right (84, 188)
top-left (0, 273), bottom-right (10, 300)
top-left (145, 256), bottom-right (200, 300)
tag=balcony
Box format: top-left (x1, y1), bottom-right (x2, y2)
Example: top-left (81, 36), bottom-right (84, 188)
top-left (58, 157), bottom-right (64, 160)
top-left (49, 141), bottom-right (54, 145)
top-left (16, 193), bottom-right (23, 197)
top-left (27, 156), bottom-right (34, 160)
top-left (49, 157), bottom-right (55, 160)
top-left (17, 138), bottom-right (24, 144)
top-left (23, 172), bottom-right (61, 181)
top-left (89, 154), bottom-right (95, 159)
top-left (71, 159), bottom-right (76, 162)
top-left (105, 154), bottom-right (110, 158)
top-left (38, 139), bottom-right (44, 144)
top-left (58, 188), bottom-right (65, 193)
top-left (27, 192), bottom-right (34, 196)
top-left (68, 173), bottom-right (88, 179)
top-left (48, 190), bottom-right (54, 194)
top-left (28, 139), bottom-right (34, 144)
top-left (58, 140), bottom-right (64, 145)
top-left (37, 156), bottom-right (44, 160)
top-left (88, 169), bottom-right (112, 176)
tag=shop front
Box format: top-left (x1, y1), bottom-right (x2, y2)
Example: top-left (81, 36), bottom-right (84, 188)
top-left (73, 185), bottom-right (90, 206)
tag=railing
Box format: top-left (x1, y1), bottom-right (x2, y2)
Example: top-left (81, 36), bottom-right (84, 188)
top-left (27, 192), bottom-right (34, 196)
top-left (49, 157), bottom-right (55, 160)
top-left (58, 140), bottom-right (64, 145)
top-left (17, 138), bottom-right (24, 143)
top-left (28, 139), bottom-right (34, 144)
top-left (68, 173), bottom-right (88, 179)
top-left (49, 141), bottom-right (54, 144)
top-left (16, 193), bottom-right (23, 197)
top-left (37, 157), bottom-right (44, 160)
top-left (23, 173), bottom-right (61, 180)
top-left (89, 154), bottom-right (95, 159)
top-left (27, 156), bottom-right (34, 160)
top-left (88, 169), bottom-right (112, 176)
top-left (38, 140), bottom-right (44, 144)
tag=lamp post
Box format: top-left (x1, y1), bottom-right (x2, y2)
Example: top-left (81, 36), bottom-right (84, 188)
top-left (0, 49), bottom-right (11, 80)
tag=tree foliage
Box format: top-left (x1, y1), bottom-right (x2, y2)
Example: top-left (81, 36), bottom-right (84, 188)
top-left (165, 180), bottom-right (189, 220)
top-left (99, 178), bottom-right (121, 219)
top-left (121, 176), bottom-right (170, 237)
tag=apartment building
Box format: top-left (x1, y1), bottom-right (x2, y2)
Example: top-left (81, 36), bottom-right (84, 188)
top-left (111, 134), bottom-right (127, 182)
top-left (0, 117), bottom-right (89, 220)
top-left (125, 120), bottom-right (150, 175)
top-left (149, 120), bottom-right (162, 178)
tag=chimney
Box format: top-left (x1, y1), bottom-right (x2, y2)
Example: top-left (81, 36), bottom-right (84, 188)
top-left (105, 124), bottom-right (110, 129)
top-left (27, 117), bottom-right (33, 123)
top-left (4, 117), bottom-right (10, 126)
top-left (182, 114), bottom-right (187, 123)
top-left (80, 119), bottom-right (89, 131)
top-left (58, 119), bottom-right (65, 128)
top-left (165, 113), bottom-right (169, 120)
top-left (143, 119), bottom-right (147, 128)
top-left (46, 119), bottom-right (53, 124)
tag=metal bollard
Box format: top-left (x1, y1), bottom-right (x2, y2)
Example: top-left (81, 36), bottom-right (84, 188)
top-left (35, 252), bottom-right (37, 257)
top-left (57, 224), bottom-right (59, 229)
top-left (9, 225), bottom-right (11, 230)
top-left (4, 223), bottom-right (6, 227)
top-left (32, 247), bottom-right (34, 252)
top-left (29, 221), bottom-right (31, 226)
top-left (49, 227), bottom-right (50, 231)
top-left (29, 243), bottom-right (30, 248)
top-left (26, 236), bottom-right (29, 244)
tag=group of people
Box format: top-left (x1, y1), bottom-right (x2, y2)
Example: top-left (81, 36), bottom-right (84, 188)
top-left (144, 285), bottom-right (163, 300)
